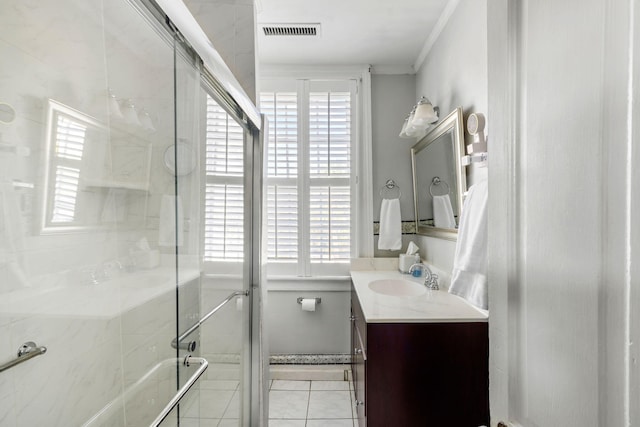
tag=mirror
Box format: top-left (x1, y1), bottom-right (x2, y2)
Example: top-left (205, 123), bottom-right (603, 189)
top-left (40, 99), bottom-right (151, 233)
top-left (411, 107), bottom-right (466, 240)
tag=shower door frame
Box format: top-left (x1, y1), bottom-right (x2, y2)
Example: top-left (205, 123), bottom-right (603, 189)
top-left (196, 68), bottom-right (265, 426)
top-left (131, 0), bottom-right (265, 424)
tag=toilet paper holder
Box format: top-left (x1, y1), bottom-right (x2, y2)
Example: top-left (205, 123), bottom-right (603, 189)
top-left (297, 297), bottom-right (321, 305)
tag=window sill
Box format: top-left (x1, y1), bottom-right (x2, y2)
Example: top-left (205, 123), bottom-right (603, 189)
top-left (266, 275), bottom-right (351, 292)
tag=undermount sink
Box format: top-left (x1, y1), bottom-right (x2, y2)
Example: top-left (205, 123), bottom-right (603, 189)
top-left (368, 279), bottom-right (426, 297)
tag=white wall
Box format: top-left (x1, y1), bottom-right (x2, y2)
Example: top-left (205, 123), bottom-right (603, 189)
top-left (488, 0), bottom-right (640, 425)
top-left (412, 0), bottom-right (488, 273)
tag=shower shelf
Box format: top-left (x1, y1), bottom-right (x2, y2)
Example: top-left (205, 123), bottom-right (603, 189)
top-left (84, 180), bottom-right (149, 192)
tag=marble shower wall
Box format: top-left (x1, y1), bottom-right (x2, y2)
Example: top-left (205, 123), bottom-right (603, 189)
top-left (0, 0), bottom-right (200, 425)
top-left (183, 0), bottom-right (257, 102)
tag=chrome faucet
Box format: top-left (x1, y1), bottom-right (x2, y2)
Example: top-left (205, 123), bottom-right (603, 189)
top-left (408, 263), bottom-right (439, 291)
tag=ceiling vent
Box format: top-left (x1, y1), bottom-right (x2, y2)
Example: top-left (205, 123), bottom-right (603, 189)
top-left (261, 23), bottom-right (321, 37)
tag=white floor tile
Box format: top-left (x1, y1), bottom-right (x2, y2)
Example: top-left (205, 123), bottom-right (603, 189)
top-left (200, 380), bottom-right (239, 390)
top-left (307, 390), bottom-right (353, 419)
top-left (180, 419), bottom-right (219, 427)
top-left (311, 380), bottom-right (350, 391)
top-left (306, 420), bottom-right (354, 427)
top-left (199, 389), bottom-right (235, 419)
top-left (268, 390), bottom-right (309, 419)
top-left (223, 390), bottom-right (240, 418)
top-left (218, 419), bottom-right (240, 426)
top-left (271, 380), bottom-right (311, 391)
top-left (268, 420), bottom-right (306, 427)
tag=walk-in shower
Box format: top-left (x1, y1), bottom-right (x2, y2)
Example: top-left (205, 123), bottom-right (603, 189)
top-left (0, 0), bottom-right (266, 425)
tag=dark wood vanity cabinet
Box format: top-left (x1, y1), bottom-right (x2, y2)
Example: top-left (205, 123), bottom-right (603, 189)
top-left (351, 284), bottom-right (489, 427)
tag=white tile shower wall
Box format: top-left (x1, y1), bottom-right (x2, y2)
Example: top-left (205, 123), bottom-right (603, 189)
top-left (0, 1), bottom-right (192, 426)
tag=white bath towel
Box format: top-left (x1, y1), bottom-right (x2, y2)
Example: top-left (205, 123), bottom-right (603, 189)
top-left (158, 194), bottom-right (184, 247)
top-left (433, 194), bottom-right (456, 229)
top-left (449, 180), bottom-right (488, 309)
top-left (378, 198), bottom-right (402, 250)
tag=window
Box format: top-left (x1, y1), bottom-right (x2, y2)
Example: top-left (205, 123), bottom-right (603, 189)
top-left (260, 79), bottom-right (356, 276)
top-left (51, 115), bottom-right (87, 223)
top-left (203, 94), bottom-right (245, 262)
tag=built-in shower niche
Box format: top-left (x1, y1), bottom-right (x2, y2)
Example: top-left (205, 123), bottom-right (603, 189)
top-left (39, 99), bottom-right (152, 234)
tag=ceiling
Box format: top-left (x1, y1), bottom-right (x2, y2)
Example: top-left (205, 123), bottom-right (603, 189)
top-left (256, 0), bottom-right (452, 70)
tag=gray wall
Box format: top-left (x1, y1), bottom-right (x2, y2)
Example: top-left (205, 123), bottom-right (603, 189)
top-left (371, 74), bottom-right (416, 223)
top-left (371, 74), bottom-right (420, 257)
top-left (412, 0), bottom-right (488, 273)
top-left (266, 288), bottom-right (351, 354)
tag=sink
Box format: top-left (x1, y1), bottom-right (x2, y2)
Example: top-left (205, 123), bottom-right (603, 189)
top-left (368, 279), bottom-right (426, 296)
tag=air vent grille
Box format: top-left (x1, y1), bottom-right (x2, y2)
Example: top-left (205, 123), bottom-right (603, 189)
top-left (261, 23), bottom-right (320, 37)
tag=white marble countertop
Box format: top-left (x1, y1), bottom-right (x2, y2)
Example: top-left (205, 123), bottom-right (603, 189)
top-left (350, 270), bottom-right (488, 323)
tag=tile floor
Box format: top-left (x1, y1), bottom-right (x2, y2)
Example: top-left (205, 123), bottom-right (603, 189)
top-left (269, 380), bottom-right (357, 427)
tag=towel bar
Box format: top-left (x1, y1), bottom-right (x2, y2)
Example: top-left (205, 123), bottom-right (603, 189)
top-left (379, 179), bottom-right (402, 199)
top-left (429, 176), bottom-right (450, 197)
top-left (172, 290), bottom-right (249, 351)
top-left (0, 341), bottom-right (47, 373)
top-left (149, 356), bottom-right (208, 427)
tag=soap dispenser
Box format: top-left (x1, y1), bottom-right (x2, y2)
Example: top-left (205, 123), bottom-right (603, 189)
top-left (408, 263), bottom-right (425, 278)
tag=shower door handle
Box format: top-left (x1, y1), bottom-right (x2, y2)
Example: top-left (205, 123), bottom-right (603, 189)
top-left (149, 355), bottom-right (208, 427)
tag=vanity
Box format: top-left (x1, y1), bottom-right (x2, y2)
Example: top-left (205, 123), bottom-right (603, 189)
top-left (350, 270), bottom-right (489, 426)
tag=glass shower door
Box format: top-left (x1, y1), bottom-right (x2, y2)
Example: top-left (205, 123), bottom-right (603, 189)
top-left (0, 0), bottom-right (263, 424)
top-left (171, 69), bottom-right (257, 424)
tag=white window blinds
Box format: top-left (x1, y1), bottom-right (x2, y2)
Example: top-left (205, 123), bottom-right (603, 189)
top-left (203, 95), bottom-right (245, 262)
top-left (51, 115), bottom-right (87, 223)
top-left (261, 79), bottom-right (355, 276)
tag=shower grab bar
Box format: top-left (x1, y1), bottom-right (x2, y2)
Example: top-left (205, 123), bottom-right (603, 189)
top-left (0, 341), bottom-right (47, 373)
top-left (149, 355), bottom-right (208, 427)
top-left (172, 290), bottom-right (249, 351)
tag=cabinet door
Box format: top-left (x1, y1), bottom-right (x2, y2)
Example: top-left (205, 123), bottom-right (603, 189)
top-left (351, 288), bottom-right (366, 425)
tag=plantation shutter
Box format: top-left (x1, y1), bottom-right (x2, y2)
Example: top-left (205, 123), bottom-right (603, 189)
top-left (261, 91), bottom-right (299, 261)
top-left (261, 79), bottom-right (355, 276)
top-left (308, 89), bottom-right (351, 261)
top-left (203, 95), bottom-right (245, 261)
top-left (51, 115), bottom-right (87, 223)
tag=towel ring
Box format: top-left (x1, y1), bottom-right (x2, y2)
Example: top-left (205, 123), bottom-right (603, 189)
top-left (379, 179), bottom-right (402, 199)
top-left (429, 176), bottom-right (450, 197)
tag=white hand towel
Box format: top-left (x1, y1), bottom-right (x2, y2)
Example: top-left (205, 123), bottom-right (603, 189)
top-left (378, 198), bottom-right (402, 250)
top-left (448, 180), bottom-right (488, 309)
top-left (158, 194), bottom-right (184, 247)
top-left (433, 194), bottom-right (456, 229)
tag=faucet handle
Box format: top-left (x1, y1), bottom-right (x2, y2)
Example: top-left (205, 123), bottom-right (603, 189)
top-left (426, 273), bottom-right (439, 290)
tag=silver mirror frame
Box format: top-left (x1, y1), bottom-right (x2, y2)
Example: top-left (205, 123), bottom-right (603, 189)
top-left (410, 106), bottom-right (466, 241)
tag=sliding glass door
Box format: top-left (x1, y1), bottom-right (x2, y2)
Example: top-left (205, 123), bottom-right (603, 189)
top-left (0, 0), bottom-right (263, 425)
